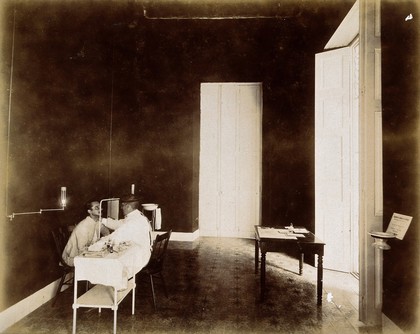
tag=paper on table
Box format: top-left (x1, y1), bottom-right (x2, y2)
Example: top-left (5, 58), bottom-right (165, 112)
top-left (276, 234), bottom-right (298, 240)
top-left (258, 228), bottom-right (297, 239)
top-left (81, 250), bottom-right (106, 258)
top-left (278, 229), bottom-right (306, 238)
top-left (293, 228), bottom-right (309, 234)
top-left (277, 228), bottom-right (290, 234)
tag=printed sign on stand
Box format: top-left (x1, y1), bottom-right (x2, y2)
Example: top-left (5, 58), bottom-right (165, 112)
top-left (386, 213), bottom-right (413, 240)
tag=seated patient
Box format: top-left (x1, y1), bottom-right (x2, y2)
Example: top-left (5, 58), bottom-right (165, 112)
top-left (62, 200), bottom-right (109, 266)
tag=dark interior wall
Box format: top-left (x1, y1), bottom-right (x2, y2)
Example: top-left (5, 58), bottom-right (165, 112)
top-left (0, 0), bottom-right (354, 311)
top-left (381, 1), bottom-right (419, 332)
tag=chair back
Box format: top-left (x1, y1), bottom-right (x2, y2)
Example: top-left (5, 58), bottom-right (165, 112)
top-left (147, 230), bottom-right (172, 272)
top-left (51, 227), bottom-right (71, 268)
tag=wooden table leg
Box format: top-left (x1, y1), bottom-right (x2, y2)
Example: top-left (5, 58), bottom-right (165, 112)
top-left (255, 239), bottom-right (259, 274)
top-left (299, 253), bottom-right (304, 275)
top-left (260, 251), bottom-right (266, 302)
top-left (317, 254), bottom-right (324, 305)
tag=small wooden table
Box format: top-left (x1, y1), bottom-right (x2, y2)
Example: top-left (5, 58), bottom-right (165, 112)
top-left (254, 225), bottom-right (325, 305)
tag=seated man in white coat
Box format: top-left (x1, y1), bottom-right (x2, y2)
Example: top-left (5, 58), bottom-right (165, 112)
top-left (90, 194), bottom-right (152, 270)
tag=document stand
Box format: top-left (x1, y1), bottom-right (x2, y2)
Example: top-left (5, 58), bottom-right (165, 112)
top-left (72, 275), bottom-right (136, 334)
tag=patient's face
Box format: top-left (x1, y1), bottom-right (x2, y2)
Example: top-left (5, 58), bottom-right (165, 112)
top-left (90, 201), bottom-right (100, 217)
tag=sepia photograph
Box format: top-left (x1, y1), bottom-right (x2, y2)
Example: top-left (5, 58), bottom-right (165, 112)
top-left (0, 0), bottom-right (418, 333)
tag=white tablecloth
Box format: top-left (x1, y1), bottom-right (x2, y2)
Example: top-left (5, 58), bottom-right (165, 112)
top-left (74, 243), bottom-right (150, 290)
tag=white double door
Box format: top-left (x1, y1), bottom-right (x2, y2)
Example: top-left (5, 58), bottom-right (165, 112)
top-left (199, 83), bottom-right (262, 238)
top-left (315, 45), bottom-right (359, 273)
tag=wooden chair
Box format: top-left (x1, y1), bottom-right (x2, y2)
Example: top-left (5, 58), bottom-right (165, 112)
top-left (51, 227), bottom-right (74, 307)
top-left (139, 230), bottom-right (172, 311)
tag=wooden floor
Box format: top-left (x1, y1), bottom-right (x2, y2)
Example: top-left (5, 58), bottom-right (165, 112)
top-left (4, 237), bottom-right (403, 333)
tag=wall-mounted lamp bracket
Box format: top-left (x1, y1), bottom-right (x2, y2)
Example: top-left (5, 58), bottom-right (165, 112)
top-left (7, 187), bottom-right (67, 221)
